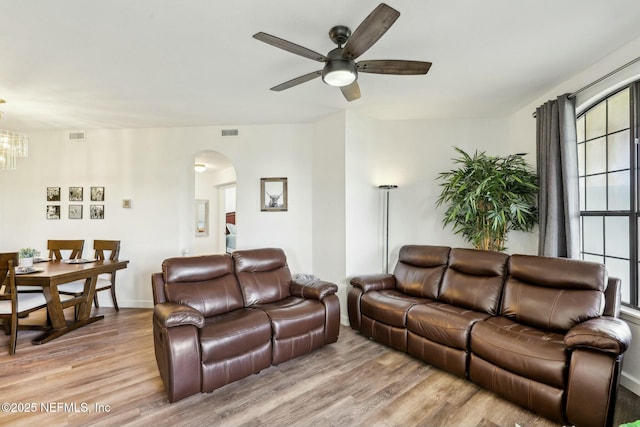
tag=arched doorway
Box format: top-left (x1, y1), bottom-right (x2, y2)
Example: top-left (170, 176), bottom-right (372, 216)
top-left (193, 151), bottom-right (236, 255)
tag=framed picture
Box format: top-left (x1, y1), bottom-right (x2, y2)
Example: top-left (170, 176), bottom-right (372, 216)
top-left (260, 177), bottom-right (288, 212)
top-left (91, 186), bottom-right (104, 201)
top-left (46, 205), bottom-right (61, 220)
top-left (47, 187), bottom-right (61, 201)
top-left (90, 204), bottom-right (104, 219)
top-left (69, 186), bottom-right (83, 201)
top-left (69, 204), bottom-right (83, 219)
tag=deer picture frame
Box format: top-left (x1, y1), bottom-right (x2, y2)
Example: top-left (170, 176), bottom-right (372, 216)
top-left (260, 177), bottom-right (288, 212)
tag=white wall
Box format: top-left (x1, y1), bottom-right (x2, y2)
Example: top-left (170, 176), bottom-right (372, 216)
top-left (0, 124), bottom-right (314, 308)
top-left (507, 35), bottom-right (640, 395)
top-left (344, 113), bottom-right (521, 279)
top-left (312, 113), bottom-right (348, 322)
top-left (344, 111), bottom-right (387, 280)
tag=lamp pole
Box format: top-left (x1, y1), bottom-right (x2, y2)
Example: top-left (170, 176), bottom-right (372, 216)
top-left (379, 185), bottom-right (398, 274)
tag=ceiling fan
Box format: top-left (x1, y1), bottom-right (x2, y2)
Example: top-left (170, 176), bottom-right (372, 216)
top-left (253, 3), bottom-right (432, 102)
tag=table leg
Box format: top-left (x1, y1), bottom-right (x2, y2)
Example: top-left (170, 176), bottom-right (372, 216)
top-left (77, 275), bottom-right (98, 320)
top-left (32, 275), bottom-right (104, 345)
top-left (41, 285), bottom-right (66, 329)
top-left (31, 316), bottom-right (104, 344)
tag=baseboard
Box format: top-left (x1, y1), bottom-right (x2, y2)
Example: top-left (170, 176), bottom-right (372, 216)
top-left (122, 300), bottom-right (154, 309)
top-left (621, 371), bottom-right (640, 396)
top-left (340, 314), bottom-right (349, 326)
top-left (95, 298), bottom-right (154, 309)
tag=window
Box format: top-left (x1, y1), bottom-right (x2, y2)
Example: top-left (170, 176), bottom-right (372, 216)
top-left (577, 83), bottom-right (638, 309)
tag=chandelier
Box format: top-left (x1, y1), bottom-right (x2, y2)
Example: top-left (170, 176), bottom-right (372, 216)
top-left (0, 99), bottom-right (29, 170)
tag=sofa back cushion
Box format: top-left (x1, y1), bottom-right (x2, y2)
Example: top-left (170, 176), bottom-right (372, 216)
top-left (163, 254), bottom-right (244, 317)
top-left (233, 248), bottom-right (292, 306)
top-left (393, 245), bottom-right (450, 298)
top-left (502, 255), bottom-right (606, 332)
top-left (439, 248), bottom-right (508, 315)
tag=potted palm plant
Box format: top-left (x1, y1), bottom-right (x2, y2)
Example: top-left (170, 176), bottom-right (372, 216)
top-left (436, 147), bottom-right (538, 252)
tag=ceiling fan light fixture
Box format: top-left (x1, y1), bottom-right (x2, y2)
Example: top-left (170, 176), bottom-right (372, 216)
top-left (322, 60), bottom-right (357, 87)
top-left (255, 3), bottom-right (428, 100)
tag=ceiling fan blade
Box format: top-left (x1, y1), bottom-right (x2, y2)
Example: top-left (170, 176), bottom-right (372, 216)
top-left (342, 3), bottom-right (400, 60)
top-left (253, 32), bottom-right (327, 62)
top-left (270, 70), bottom-right (323, 91)
top-left (340, 82), bottom-right (361, 102)
top-left (357, 60), bottom-right (432, 75)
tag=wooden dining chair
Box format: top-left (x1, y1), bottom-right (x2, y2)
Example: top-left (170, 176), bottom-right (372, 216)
top-left (58, 240), bottom-right (121, 311)
top-left (17, 239), bottom-right (85, 294)
top-left (40, 240), bottom-right (85, 318)
top-left (47, 239), bottom-right (84, 260)
top-left (0, 252), bottom-right (48, 355)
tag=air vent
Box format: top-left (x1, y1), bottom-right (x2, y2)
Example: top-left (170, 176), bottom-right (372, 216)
top-left (221, 129), bottom-right (239, 137)
top-left (68, 131), bottom-right (86, 141)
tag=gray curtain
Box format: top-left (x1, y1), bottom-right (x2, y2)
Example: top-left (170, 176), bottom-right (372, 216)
top-left (536, 94), bottom-right (580, 258)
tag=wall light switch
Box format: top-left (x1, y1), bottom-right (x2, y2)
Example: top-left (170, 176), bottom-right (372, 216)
top-left (122, 199), bottom-right (132, 208)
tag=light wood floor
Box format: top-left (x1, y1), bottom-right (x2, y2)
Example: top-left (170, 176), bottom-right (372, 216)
top-left (0, 308), bottom-right (638, 427)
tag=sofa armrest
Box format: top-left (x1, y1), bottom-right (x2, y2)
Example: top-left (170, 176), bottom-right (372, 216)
top-left (350, 274), bottom-right (396, 293)
top-left (153, 302), bottom-right (205, 329)
top-left (152, 303), bottom-right (202, 402)
top-left (565, 317), bottom-right (632, 355)
top-left (290, 277), bottom-right (338, 300)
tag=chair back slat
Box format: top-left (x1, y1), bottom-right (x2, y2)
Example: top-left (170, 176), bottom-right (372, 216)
top-left (94, 240), bottom-right (120, 261)
top-left (48, 240), bottom-right (84, 260)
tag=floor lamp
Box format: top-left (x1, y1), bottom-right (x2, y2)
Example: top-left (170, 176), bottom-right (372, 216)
top-left (379, 185), bottom-right (397, 274)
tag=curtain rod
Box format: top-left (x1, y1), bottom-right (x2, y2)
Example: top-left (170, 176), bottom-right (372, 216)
top-left (532, 55), bottom-right (640, 118)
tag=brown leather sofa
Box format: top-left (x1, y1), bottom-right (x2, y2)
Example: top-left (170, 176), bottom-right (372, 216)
top-left (348, 245), bottom-right (632, 427)
top-left (152, 248), bottom-right (340, 402)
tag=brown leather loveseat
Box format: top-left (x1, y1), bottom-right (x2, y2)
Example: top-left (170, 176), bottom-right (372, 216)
top-left (348, 245), bottom-right (632, 427)
top-left (152, 248), bottom-right (340, 402)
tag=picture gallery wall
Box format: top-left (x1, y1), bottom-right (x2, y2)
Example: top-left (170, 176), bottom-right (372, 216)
top-left (46, 186), bottom-right (105, 220)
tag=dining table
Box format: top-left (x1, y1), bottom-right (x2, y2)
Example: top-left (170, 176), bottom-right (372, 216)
top-left (14, 258), bottom-right (129, 344)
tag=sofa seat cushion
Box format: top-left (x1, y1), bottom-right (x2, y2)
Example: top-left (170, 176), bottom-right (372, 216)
top-left (361, 290), bottom-right (432, 328)
top-left (200, 308), bottom-right (272, 363)
top-left (258, 297), bottom-right (325, 339)
top-left (253, 296), bottom-right (305, 310)
top-left (258, 297), bottom-right (327, 364)
top-left (407, 302), bottom-right (490, 350)
top-left (471, 316), bottom-right (567, 388)
top-left (469, 354), bottom-right (565, 424)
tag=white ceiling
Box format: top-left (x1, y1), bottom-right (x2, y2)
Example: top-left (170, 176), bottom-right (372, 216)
top-left (2, 0), bottom-right (640, 131)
